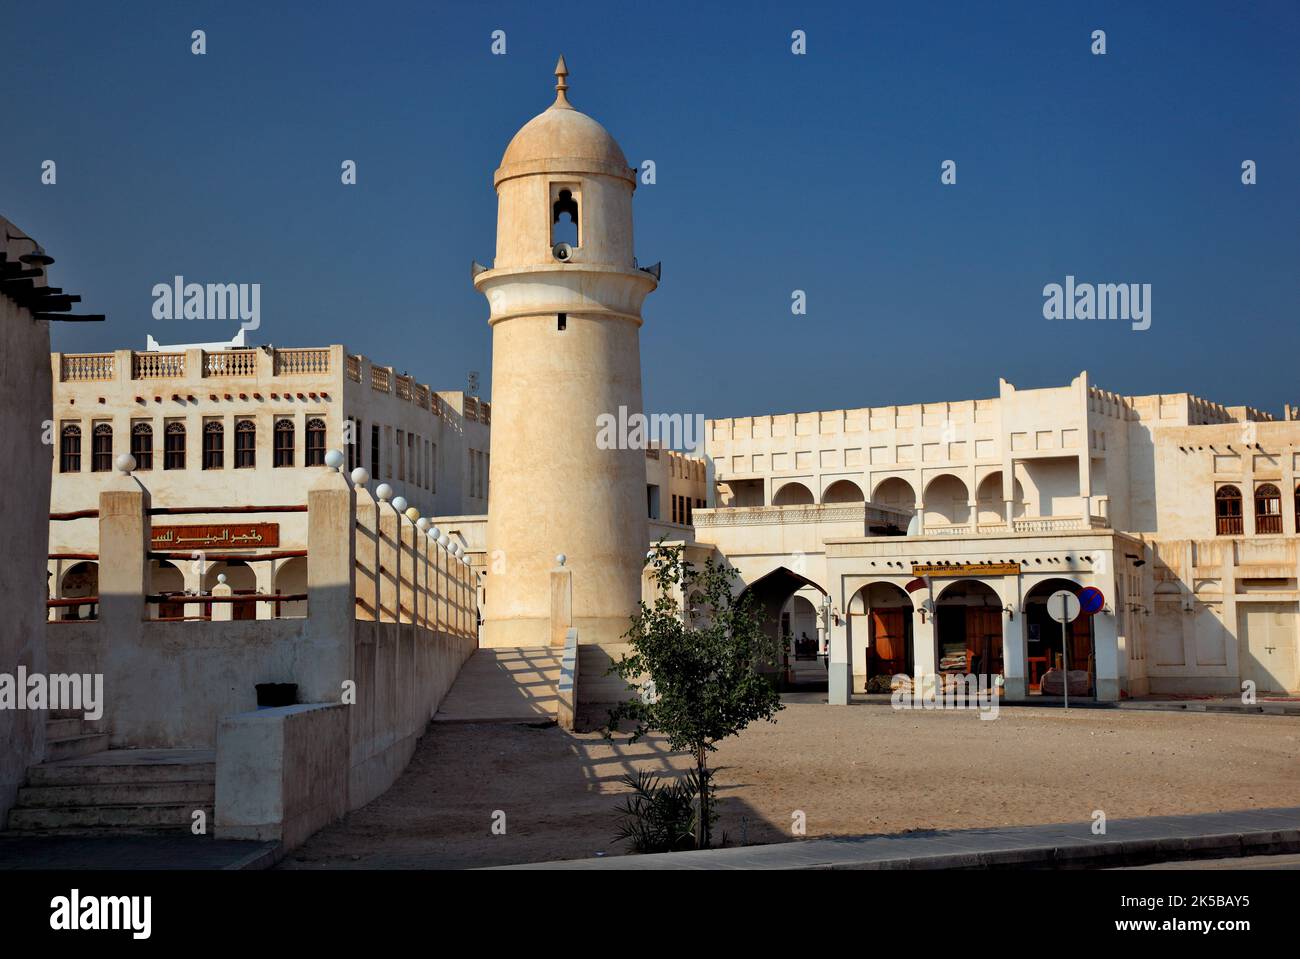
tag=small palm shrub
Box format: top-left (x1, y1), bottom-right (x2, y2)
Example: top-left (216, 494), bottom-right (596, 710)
top-left (612, 770), bottom-right (715, 854)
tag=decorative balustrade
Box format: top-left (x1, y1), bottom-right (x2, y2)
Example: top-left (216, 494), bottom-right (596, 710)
top-left (413, 384), bottom-right (429, 408)
top-left (395, 375), bottom-right (412, 401)
top-left (464, 396), bottom-right (480, 422)
top-left (132, 352), bottom-right (185, 379)
top-left (274, 348), bottom-right (330, 375)
top-left (1011, 516), bottom-right (1107, 533)
top-left (370, 364), bottom-right (390, 393)
top-left (927, 524), bottom-right (970, 536)
top-left (480, 401), bottom-right (491, 425)
top-left (204, 349), bottom-right (257, 376)
top-left (345, 353), bottom-right (362, 382)
top-left (694, 502), bottom-right (878, 528)
top-left (61, 353), bottom-right (115, 381)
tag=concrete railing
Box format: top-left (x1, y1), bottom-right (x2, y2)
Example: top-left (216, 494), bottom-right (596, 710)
top-left (1012, 515), bottom-right (1109, 533)
top-left (273, 347), bottom-right (330, 375)
top-left (693, 502), bottom-right (911, 529)
top-left (556, 627), bottom-right (578, 731)
top-left (132, 351), bottom-right (185, 379)
top-left (203, 349), bottom-right (257, 376)
top-left (60, 352), bottom-right (115, 381)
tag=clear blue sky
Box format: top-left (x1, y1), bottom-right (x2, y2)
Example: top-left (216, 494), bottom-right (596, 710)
top-left (4, 1), bottom-right (1297, 419)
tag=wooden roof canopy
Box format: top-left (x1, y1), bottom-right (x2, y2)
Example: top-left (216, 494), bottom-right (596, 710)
top-left (0, 248), bottom-right (104, 322)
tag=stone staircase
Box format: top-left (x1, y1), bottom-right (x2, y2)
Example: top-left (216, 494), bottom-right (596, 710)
top-left (433, 646), bottom-right (562, 723)
top-left (43, 715), bottom-right (109, 762)
top-left (3, 718), bottom-right (215, 835)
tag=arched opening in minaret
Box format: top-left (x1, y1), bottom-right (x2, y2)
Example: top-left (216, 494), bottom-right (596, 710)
top-left (552, 188), bottom-right (579, 247)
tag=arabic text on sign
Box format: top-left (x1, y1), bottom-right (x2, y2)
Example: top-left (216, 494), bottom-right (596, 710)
top-left (150, 523), bottom-right (280, 549)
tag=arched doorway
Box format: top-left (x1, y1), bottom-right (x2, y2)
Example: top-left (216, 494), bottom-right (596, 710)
top-left (739, 566), bottom-right (828, 692)
top-left (150, 560), bottom-right (186, 619)
top-left (59, 562), bottom-right (98, 621)
top-left (975, 472), bottom-right (1026, 526)
top-left (204, 560), bottom-right (258, 620)
top-left (772, 481), bottom-right (814, 506)
top-left (848, 582), bottom-right (914, 690)
top-left (935, 580), bottom-right (1004, 688)
top-left (822, 479), bottom-right (865, 504)
top-left (782, 592), bottom-right (824, 685)
top-left (1023, 578), bottom-right (1094, 696)
top-left (872, 477), bottom-right (916, 516)
top-left (274, 557), bottom-right (308, 618)
top-left (922, 474), bottom-right (971, 530)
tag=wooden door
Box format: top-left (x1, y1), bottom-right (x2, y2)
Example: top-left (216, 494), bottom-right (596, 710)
top-left (965, 608), bottom-right (1003, 677)
top-left (870, 609), bottom-right (907, 675)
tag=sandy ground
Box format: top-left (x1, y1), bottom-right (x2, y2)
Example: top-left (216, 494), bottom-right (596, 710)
top-left (280, 702), bottom-right (1300, 869)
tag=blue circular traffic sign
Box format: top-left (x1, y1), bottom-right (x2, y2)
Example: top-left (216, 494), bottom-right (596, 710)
top-left (1078, 586), bottom-right (1104, 614)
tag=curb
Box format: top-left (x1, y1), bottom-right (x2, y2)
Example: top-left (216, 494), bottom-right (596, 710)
top-left (223, 841), bottom-right (284, 871)
top-left (801, 828), bottom-right (1300, 870)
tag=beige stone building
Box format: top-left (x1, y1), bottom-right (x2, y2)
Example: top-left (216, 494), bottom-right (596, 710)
top-left (47, 342), bottom-right (491, 619)
top-left (695, 372), bottom-right (1300, 700)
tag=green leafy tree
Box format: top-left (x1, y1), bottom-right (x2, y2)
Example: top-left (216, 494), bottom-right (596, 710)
top-left (606, 544), bottom-right (784, 849)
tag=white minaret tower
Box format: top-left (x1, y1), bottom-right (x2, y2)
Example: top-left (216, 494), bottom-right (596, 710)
top-left (475, 57), bottom-right (657, 650)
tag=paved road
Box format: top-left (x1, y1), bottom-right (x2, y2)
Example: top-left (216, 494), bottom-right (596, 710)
top-left (1120, 853), bottom-right (1300, 870)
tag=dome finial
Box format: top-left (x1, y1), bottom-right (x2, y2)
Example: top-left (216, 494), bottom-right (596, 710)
top-left (553, 55), bottom-right (572, 109)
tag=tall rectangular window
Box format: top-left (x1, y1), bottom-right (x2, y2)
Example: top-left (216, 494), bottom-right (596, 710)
top-left (91, 423), bottom-right (113, 472)
top-left (130, 422), bottom-right (154, 471)
top-left (430, 442), bottom-right (437, 493)
top-left (347, 418), bottom-right (361, 471)
top-left (274, 418), bottom-right (295, 468)
top-left (234, 419), bottom-right (256, 469)
top-left (60, 424), bottom-right (82, 473)
top-left (203, 420), bottom-right (224, 469)
top-left (164, 422), bottom-right (186, 470)
top-left (371, 424), bottom-right (380, 479)
top-left (306, 418), bottom-right (326, 466)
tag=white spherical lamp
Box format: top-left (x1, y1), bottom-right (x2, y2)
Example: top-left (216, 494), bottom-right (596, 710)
top-left (417, 517), bottom-right (431, 533)
top-left (350, 467), bottom-right (370, 486)
top-left (375, 483), bottom-right (393, 503)
top-left (437, 534), bottom-right (449, 548)
top-left (324, 449), bottom-right (345, 471)
top-left (428, 526), bottom-right (441, 539)
top-left (392, 495), bottom-right (408, 513)
top-left (556, 553), bottom-right (567, 567)
top-left (114, 453), bottom-right (136, 474)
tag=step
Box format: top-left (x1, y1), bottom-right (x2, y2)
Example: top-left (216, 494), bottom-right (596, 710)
top-left (6, 802), bottom-right (214, 832)
top-left (16, 780), bottom-right (215, 808)
top-left (45, 717), bottom-right (82, 740)
top-left (27, 749), bottom-right (215, 787)
top-left (44, 733), bottom-right (109, 762)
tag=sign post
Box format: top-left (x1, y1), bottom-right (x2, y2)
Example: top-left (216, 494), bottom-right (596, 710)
top-left (1047, 589), bottom-right (1081, 709)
